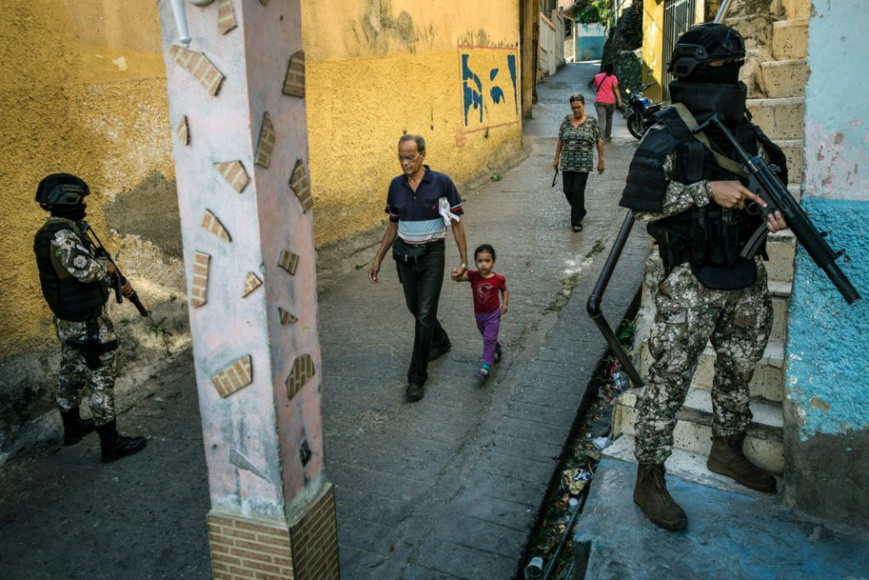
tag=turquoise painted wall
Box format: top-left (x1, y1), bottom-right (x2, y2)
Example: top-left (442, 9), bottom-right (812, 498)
top-left (576, 23), bottom-right (605, 61)
top-left (787, 2), bottom-right (869, 440)
top-left (787, 199), bottom-right (869, 438)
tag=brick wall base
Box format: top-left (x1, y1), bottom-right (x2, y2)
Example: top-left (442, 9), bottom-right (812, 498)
top-left (207, 484), bottom-right (339, 579)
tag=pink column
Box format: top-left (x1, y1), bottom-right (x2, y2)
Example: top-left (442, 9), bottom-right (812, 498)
top-left (160, 1), bottom-right (338, 577)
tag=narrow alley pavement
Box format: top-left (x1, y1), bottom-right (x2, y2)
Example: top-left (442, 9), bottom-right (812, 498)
top-left (0, 62), bottom-right (649, 579)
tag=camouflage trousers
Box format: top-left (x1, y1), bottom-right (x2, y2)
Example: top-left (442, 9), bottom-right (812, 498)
top-left (55, 314), bottom-right (118, 426)
top-left (635, 259), bottom-right (773, 464)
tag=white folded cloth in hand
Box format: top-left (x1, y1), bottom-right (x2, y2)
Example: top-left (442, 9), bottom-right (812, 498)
top-left (438, 197), bottom-right (460, 227)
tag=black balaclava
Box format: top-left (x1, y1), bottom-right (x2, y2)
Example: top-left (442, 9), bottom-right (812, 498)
top-left (51, 203), bottom-right (87, 223)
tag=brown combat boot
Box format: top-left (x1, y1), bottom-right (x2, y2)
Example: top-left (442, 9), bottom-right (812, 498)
top-left (707, 433), bottom-right (776, 493)
top-left (633, 462), bottom-right (688, 530)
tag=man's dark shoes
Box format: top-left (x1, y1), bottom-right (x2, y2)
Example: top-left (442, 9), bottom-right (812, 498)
top-left (633, 462), bottom-right (688, 530)
top-left (707, 433), bottom-right (777, 493)
top-left (406, 382), bottom-right (425, 402)
top-left (429, 342), bottom-right (452, 361)
top-left (60, 408), bottom-right (96, 446)
top-left (96, 420), bottom-right (147, 463)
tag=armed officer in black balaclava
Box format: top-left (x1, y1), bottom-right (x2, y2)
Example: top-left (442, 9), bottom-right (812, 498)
top-left (34, 173), bottom-right (147, 463)
top-left (619, 23), bottom-right (788, 530)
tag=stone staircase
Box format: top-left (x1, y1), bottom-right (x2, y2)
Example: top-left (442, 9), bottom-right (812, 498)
top-left (606, 1), bottom-right (809, 485)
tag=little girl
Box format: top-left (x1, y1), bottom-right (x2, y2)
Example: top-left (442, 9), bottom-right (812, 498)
top-left (453, 244), bottom-right (509, 379)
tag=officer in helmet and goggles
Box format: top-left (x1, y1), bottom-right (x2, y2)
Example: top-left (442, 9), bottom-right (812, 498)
top-left (33, 173), bottom-right (147, 463)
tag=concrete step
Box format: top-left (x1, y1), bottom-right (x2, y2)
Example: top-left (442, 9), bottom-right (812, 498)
top-left (694, 339), bottom-right (786, 402)
top-left (612, 385), bottom-right (784, 474)
top-left (766, 229), bottom-right (796, 284)
top-left (777, 138), bottom-right (804, 182)
top-left (747, 97), bottom-right (804, 140)
top-left (761, 59), bottom-right (807, 98)
top-left (772, 19), bottom-right (809, 60)
top-left (781, 0), bottom-right (810, 21)
top-left (602, 433), bottom-right (781, 496)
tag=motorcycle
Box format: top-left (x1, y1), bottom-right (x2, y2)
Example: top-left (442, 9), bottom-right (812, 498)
top-left (624, 82), bottom-right (663, 140)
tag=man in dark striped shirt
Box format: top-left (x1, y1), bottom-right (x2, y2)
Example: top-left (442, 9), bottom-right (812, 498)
top-left (368, 135), bottom-right (469, 402)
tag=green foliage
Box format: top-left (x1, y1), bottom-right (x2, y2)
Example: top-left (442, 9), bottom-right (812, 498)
top-left (573, 0), bottom-right (614, 26)
top-left (618, 1), bottom-right (643, 50)
top-left (598, 0), bottom-right (644, 100)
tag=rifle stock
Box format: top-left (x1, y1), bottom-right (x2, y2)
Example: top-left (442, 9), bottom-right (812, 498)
top-left (699, 114), bottom-right (861, 305)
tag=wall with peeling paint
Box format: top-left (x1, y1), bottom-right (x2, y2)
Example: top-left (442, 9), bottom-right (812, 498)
top-left (783, 1), bottom-right (869, 530)
top-left (1, 0), bottom-right (524, 457)
top-left (300, 0), bottom-right (523, 247)
top-left (0, 0), bottom-right (189, 454)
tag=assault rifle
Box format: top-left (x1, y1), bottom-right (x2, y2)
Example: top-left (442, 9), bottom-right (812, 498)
top-left (695, 113), bottom-right (861, 305)
top-left (80, 221), bottom-right (149, 317)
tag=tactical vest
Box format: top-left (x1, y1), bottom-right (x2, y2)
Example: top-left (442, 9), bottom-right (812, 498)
top-left (34, 220), bottom-right (109, 322)
top-left (621, 106), bottom-right (786, 290)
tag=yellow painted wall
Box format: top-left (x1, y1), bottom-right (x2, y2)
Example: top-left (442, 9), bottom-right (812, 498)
top-left (642, 0), bottom-right (708, 102)
top-left (1, 0), bottom-right (523, 357)
top-left (642, 0), bottom-right (666, 102)
top-left (300, 0), bottom-right (523, 247)
top-left (0, 0), bottom-right (172, 357)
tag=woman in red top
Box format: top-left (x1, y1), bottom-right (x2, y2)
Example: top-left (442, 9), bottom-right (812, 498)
top-left (593, 63), bottom-right (623, 143)
top-left (452, 244), bottom-right (509, 379)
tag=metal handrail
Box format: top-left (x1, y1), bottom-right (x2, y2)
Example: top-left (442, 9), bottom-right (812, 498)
top-left (586, 212), bottom-right (644, 386)
top-left (714, 0), bottom-right (735, 24)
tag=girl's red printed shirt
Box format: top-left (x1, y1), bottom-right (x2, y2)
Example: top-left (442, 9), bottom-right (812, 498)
top-left (467, 270), bottom-right (507, 313)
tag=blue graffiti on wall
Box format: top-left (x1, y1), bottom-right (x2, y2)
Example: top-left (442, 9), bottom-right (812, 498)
top-left (462, 52), bottom-right (518, 127)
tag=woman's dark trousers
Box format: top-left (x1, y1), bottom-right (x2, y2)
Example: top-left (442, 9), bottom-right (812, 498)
top-left (562, 171), bottom-right (589, 228)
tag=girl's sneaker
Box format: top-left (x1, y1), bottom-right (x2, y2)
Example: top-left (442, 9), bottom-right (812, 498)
top-left (494, 344), bottom-right (503, 363)
top-left (477, 367), bottom-right (490, 379)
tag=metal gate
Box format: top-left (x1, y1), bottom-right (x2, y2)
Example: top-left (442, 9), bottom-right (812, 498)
top-left (662, 0), bottom-right (697, 101)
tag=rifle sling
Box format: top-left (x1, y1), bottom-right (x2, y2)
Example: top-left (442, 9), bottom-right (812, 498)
top-left (671, 103), bottom-right (747, 178)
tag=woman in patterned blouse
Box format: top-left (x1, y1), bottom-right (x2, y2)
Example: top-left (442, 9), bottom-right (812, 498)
top-left (553, 93), bottom-right (605, 232)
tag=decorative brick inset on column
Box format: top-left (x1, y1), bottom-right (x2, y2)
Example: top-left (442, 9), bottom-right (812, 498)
top-left (176, 116), bottom-right (190, 145)
top-left (211, 355), bottom-right (253, 398)
top-left (286, 353), bottom-right (314, 400)
top-left (278, 250), bottom-right (299, 275)
top-left (169, 45), bottom-right (225, 96)
top-left (242, 272), bottom-right (263, 297)
top-left (282, 51), bottom-right (305, 98)
top-left (200, 210), bottom-right (232, 242)
top-left (191, 251), bottom-right (211, 308)
top-left (217, 0), bottom-right (238, 35)
top-left (289, 159), bottom-right (313, 213)
top-left (207, 513), bottom-right (294, 579)
top-left (255, 112), bottom-right (276, 168)
top-left (215, 161), bottom-right (250, 193)
top-left (278, 307), bottom-right (298, 325)
top-left (289, 485), bottom-right (339, 579)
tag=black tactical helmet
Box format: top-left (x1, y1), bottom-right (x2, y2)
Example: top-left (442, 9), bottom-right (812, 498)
top-left (35, 173), bottom-right (90, 210)
top-left (669, 23), bottom-right (746, 78)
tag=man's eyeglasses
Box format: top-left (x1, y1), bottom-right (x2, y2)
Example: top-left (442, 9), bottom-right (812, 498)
top-left (398, 154), bottom-right (419, 162)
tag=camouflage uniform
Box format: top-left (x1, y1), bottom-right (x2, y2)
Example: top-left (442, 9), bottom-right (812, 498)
top-left (633, 156), bottom-right (773, 465)
top-left (48, 219), bottom-right (117, 425)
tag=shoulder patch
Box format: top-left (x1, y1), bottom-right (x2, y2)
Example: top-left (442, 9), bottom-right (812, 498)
top-left (72, 253), bottom-right (90, 270)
